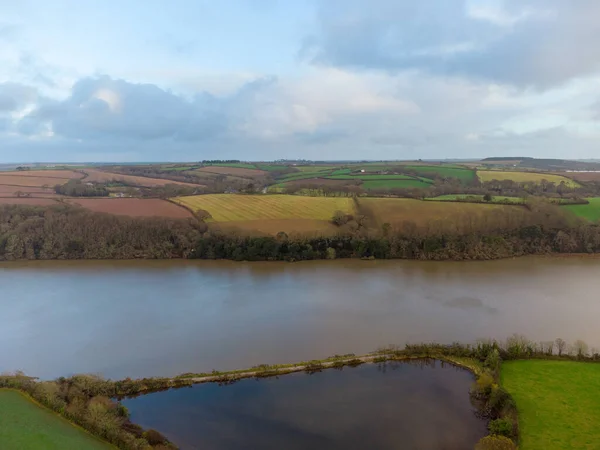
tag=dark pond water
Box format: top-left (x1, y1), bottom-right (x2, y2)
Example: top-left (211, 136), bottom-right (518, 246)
top-left (1, 257), bottom-right (600, 379)
top-left (122, 360), bottom-right (487, 450)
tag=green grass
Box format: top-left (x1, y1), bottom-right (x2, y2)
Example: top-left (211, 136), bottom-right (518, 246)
top-left (203, 163), bottom-right (258, 169)
top-left (0, 390), bottom-right (112, 450)
top-left (563, 197), bottom-right (600, 222)
top-left (427, 194), bottom-right (525, 204)
top-left (402, 165), bottom-right (476, 183)
top-left (331, 168), bottom-right (352, 175)
top-left (362, 179), bottom-right (432, 189)
top-left (279, 172), bottom-right (333, 181)
top-left (501, 360), bottom-right (600, 450)
top-left (293, 165), bottom-right (338, 172)
top-left (326, 174), bottom-right (418, 181)
top-left (255, 164), bottom-right (287, 172)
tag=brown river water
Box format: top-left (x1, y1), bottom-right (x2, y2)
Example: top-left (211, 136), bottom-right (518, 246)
top-left (1, 257), bottom-right (599, 379)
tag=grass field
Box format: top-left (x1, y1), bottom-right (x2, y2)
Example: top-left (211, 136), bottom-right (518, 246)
top-left (326, 174), bottom-right (416, 180)
top-left (195, 166), bottom-right (267, 177)
top-left (84, 169), bottom-right (201, 187)
top-left (173, 194), bottom-right (355, 221)
top-left (563, 197), bottom-right (600, 222)
top-left (501, 360), bottom-right (600, 450)
top-left (362, 179), bottom-right (433, 189)
top-left (402, 165), bottom-right (476, 183)
top-left (0, 390), bottom-right (111, 450)
top-left (279, 172), bottom-right (333, 182)
top-left (477, 170), bottom-right (580, 187)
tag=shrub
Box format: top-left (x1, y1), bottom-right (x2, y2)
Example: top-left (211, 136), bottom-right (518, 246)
top-left (472, 372), bottom-right (495, 397)
top-left (475, 435), bottom-right (517, 450)
top-left (488, 386), bottom-right (516, 416)
top-left (489, 418), bottom-right (514, 438)
top-left (144, 429), bottom-right (168, 446)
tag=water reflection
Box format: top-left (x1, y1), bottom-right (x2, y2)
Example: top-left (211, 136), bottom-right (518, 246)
top-left (123, 361), bottom-right (487, 450)
top-left (1, 257), bottom-right (599, 379)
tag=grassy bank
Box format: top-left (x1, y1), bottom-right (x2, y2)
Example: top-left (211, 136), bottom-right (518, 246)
top-left (502, 360), bottom-right (600, 449)
top-left (0, 389), bottom-right (113, 450)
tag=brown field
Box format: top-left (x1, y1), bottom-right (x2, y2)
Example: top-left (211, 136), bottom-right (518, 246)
top-left (195, 166), bottom-right (267, 177)
top-left (211, 219), bottom-right (340, 236)
top-left (0, 174), bottom-right (73, 187)
top-left (0, 170), bottom-right (83, 179)
top-left (65, 198), bottom-right (193, 218)
top-left (560, 172), bottom-right (600, 182)
top-left (359, 197), bottom-right (528, 231)
top-left (477, 170), bottom-right (580, 187)
top-left (0, 198), bottom-right (59, 206)
top-left (0, 185), bottom-right (59, 197)
top-left (83, 169), bottom-right (202, 188)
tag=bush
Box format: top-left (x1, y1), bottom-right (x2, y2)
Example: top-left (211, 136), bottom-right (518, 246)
top-left (475, 435), bottom-right (517, 450)
top-left (488, 386), bottom-right (516, 416)
top-left (472, 372), bottom-right (495, 397)
top-left (489, 418), bottom-right (514, 438)
top-left (144, 429), bottom-right (168, 446)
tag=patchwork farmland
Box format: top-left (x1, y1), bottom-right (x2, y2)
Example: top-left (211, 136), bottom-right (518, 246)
top-left (477, 170), bottom-right (579, 187)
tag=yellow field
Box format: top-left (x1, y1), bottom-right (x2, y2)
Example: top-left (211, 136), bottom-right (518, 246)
top-left (173, 194), bottom-right (355, 221)
top-left (477, 170), bottom-right (580, 187)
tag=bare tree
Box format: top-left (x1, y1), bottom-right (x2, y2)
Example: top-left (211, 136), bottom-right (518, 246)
top-left (573, 340), bottom-right (589, 358)
top-left (555, 338), bottom-right (566, 356)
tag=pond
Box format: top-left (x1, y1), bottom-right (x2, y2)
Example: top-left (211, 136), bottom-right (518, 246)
top-left (122, 360), bottom-right (487, 450)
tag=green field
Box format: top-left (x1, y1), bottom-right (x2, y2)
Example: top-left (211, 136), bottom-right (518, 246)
top-left (255, 164), bottom-right (286, 172)
top-left (563, 197), bottom-right (600, 222)
top-left (362, 179), bottom-right (433, 190)
top-left (0, 390), bottom-right (111, 450)
top-left (427, 194), bottom-right (525, 204)
top-left (279, 172), bottom-right (332, 182)
top-left (293, 165), bottom-right (337, 172)
top-left (501, 360), bottom-right (600, 450)
top-left (402, 165), bottom-right (476, 183)
top-left (326, 174), bottom-right (415, 180)
top-left (204, 163), bottom-right (258, 169)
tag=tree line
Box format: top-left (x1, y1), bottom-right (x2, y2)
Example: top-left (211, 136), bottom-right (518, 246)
top-left (1, 203), bottom-right (600, 261)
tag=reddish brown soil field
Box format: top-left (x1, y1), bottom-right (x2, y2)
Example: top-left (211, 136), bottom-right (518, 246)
top-left (0, 175), bottom-right (73, 187)
top-left (0, 185), bottom-right (59, 197)
top-left (0, 198), bottom-right (59, 206)
top-left (83, 169), bottom-right (202, 188)
top-left (65, 198), bottom-right (193, 218)
top-left (0, 170), bottom-right (83, 179)
top-left (560, 172), bottom-right (600, 182)
top-left (195, 166), bottom-right (267, 177)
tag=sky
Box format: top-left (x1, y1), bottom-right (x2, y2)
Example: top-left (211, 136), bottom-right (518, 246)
top-left (1, 0), bottom-right (599, 162)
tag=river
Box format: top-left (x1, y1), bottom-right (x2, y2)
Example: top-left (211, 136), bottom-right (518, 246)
top-left (1, 257), bottom-right (599, 379)
top-left (122, 360), bottom-right (487, 450)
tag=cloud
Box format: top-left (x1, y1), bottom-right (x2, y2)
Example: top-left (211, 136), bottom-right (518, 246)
top-left (303, 0), bottom-right (600, 88)
top-left (0, 82), bottom-right (38, 112)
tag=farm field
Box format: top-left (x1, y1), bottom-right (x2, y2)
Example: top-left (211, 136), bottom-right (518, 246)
top-left (362, 179), bottom-right (433, 190)
top-left (172, 194), bottom-right (355, 222)
top-left (83, 169), bottom-right (201, 187)
top-left (561, 171), bottom-right (600, 182)
top-left (0, 174), bottom-right (74, 188)
top-left (0, 185), bottom-right (59, 197)
top-left (0, 390), bottom-right (111, 450)
top-left (427, 194), bottom-right (525, 204)
top-left (0, 198), bottom-right (59, 206)
top-left (195, 166), bottom-right (267, 177)
top-left (0, 170), bottom-right (83, 179)
top-left (357, 197), bottom-right (523, 228)
top-left (65, 198), bottom-right (193, 218)
top-left (477, 170), bottom-right (580, 187)
top-left (563, 197), bottom-right (600, 222)
top-left (402, 165), bottom-right (476, 183)
top-left (501, 360), bottom-right (600, 450)
top-left (327, 174), bottom-right (416, 180)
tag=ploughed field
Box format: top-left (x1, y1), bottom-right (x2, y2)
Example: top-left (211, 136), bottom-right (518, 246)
top-left (0, 390), bottom-right (111, 450)
top-left (65, 198), bottom-right (193, 218)
top-left (501, 360), bottom-right (600, 450)
top-left (83, 169), bottom-right (202, 188)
